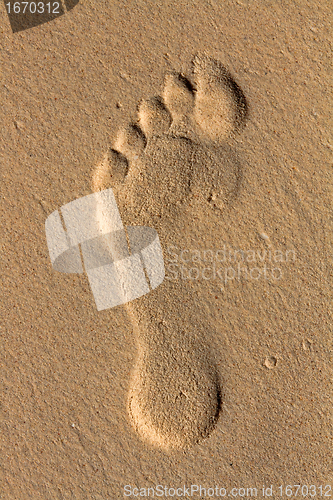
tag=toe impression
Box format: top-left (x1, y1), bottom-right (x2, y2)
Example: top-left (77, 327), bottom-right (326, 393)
top-left (138, 97), bottom-right (172, 137)
top-left (162, 72), bottom-right (195, 121)
top-left (193, 55), bottom-right (248, 142)
top-left (114, 124), bottom-right (147, 162)
top-left (92, 149), bottom-right (129, 191)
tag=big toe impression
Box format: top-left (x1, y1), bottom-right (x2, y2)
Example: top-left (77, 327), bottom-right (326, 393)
top-left (193, 55), bottom-right (248, 142)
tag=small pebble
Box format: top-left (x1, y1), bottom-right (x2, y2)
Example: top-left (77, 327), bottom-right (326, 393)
top-left (302, 339), bottom-right (312, 351)
top-left (14, 120), bottom-right (25, 131)
top-left (264, 356), bottom-right (277, 369)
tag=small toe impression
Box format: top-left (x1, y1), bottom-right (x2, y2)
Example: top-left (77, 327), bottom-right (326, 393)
top-left (114, 124), bottom-right (147, 162)
top-left (193, 55), bottom-right (248, 142)
top-left (138, 97), bottom-right (172, 137)
top-left (107, 149), bottom-right (129, 182)
top-left (162, 72), bottom-right (195, 120)
top-left (92, 149), bottom-right (129, 191)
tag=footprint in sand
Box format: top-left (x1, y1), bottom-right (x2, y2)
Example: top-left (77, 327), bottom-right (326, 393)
top-left (92, 56), bottom-right (248, 450)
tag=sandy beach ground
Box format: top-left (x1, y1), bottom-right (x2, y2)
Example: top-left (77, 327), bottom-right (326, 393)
top-left (0, 1), bottom-right (332, 498)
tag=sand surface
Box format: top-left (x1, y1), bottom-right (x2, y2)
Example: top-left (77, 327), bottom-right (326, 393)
top-left (0, 1), bottom-right (332, 498)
